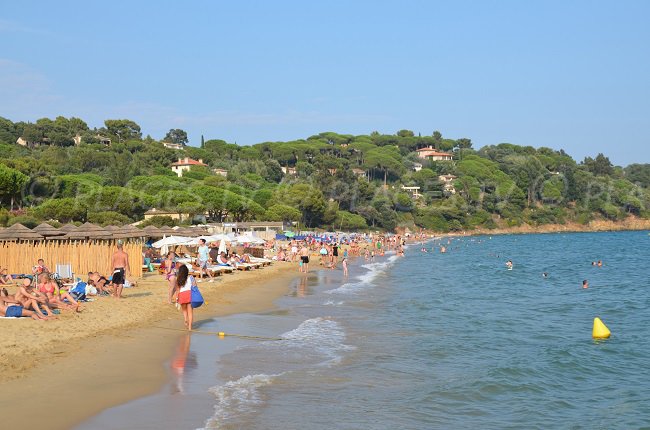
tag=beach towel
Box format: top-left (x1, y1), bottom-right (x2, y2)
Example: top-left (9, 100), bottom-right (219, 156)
top-left (191, 285), bottom-right (204, 308)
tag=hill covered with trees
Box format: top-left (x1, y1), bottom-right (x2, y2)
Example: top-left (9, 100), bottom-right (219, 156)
top-left (0, 116), bottom-right (649, 232)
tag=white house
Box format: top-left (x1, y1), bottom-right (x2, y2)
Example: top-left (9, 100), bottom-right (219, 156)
top-left (438, 174), bottom-right (457, 194)
top-left (171, 157), bottom-right (207, 177)
top-left (213, 168), bottom-right (228, 177)
top-left (162, 142), bottom-right (184, 150)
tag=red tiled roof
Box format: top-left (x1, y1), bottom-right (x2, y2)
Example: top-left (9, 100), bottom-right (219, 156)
top-left (171, 158), bottom-right (207, 166)
top-left (416, 148), bottom-right (452, 156)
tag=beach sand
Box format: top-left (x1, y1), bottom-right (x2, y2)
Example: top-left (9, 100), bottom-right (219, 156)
top-left (0, 261), bottom-right (300, 429)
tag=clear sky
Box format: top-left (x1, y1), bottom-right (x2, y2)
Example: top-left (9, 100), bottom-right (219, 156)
top-left (2, 0), bottom-right (649, 165)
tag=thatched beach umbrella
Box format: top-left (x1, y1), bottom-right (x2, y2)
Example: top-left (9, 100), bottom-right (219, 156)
top-left (142, 225), bottom-right (163, 238)
top-left (32, 223), bottom-right (65, 238)
top-left (103, 225), bottom-right (121, 232)
top-left (0, 223), bottom-right (44, 241)
top-left (114, 224), bottom-right (146, 239)
top-left (157, 226), bottom-right (176, 236)
top-left (59, 223), bottom-right (79, 233)
top-left (61, 222), bottom-right (113, 240)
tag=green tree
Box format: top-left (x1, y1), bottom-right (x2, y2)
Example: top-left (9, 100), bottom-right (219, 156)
top-left (0, 164), bottom-right (29, 210)
top-left (104, 119), bottom-right (142, 142)
top-left (265, 204), bottom-right (302, 223)
top-left (164, 128), bottom-right (189, 145)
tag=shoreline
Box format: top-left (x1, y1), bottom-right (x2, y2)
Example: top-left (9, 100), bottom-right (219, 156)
top-left (424, 217), bottom-right (650, 238)
top-left (0, 262), bottom-right (302, 429)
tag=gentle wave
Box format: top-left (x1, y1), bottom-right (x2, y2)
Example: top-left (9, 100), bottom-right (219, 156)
top-left (202, 373), bottom-right (279, 430)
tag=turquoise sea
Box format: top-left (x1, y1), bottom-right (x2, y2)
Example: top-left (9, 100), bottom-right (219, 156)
top-left (79, 231), bottom-right (650, 430)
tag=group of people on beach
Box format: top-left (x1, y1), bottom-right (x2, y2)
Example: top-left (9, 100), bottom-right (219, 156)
top-left (0, 241), bottom-right (132, 319)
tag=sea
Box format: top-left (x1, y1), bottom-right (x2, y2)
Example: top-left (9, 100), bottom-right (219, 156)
top-left (78, 231), bottom-right (650, 430)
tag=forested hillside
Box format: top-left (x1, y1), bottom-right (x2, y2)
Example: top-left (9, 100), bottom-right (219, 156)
top-left (0, 116), bottom-right (649, 232)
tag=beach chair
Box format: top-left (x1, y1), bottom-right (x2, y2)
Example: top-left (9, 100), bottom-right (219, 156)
top-left (56, 263), bottom-right (73, 280)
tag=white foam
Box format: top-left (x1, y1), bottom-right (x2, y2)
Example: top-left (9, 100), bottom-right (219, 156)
top-left (327, 254), bottom-right (400, 295)
top-left (323, 300), bottom-right (344, 306)
top-left (279, 317), bottom-right (353, 364)
top-left (201, 373), bottom-right (279, 430)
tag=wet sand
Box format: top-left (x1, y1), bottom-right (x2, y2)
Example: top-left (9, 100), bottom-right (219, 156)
top-left (0, 262), bottom-right (300, 429)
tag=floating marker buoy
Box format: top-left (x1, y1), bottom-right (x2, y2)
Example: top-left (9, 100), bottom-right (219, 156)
top-left (218, 332), bottom-right (225, 337)
top-left (593, 317), bottom-right (611, 339)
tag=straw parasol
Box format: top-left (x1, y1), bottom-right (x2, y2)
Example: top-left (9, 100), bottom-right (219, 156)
top-left (113, 224), bottom-right (146, 239)
top-left (142, 225), bottom-right (163, 238)
top-left (0, 223), bottom-right (44, 241)
top-left (157, 226), bottom-right (176, 236)
top-left (103, 225), bottom-right (121, 231)
top-left (32, 223), bottom-right (65, 237)
top-left (61, 222), bottom-right (113, 240)
top-left (59, 223), bottom-right (79, 232)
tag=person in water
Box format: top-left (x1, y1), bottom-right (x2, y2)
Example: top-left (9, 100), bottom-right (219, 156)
top-left (582, 279), bottom-right (589, 289)
top-left (506, 260), bottom-right (513, 270)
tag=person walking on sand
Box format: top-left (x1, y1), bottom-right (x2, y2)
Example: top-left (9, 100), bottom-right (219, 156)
top-left (299, 243), bottom-right (310, 273)
top-left (175, 265), bottom-right (195, 330)
top-left (111, 240), bottom-right (130, 299)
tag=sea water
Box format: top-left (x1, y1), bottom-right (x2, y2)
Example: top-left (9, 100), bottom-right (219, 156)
top-left (79, 231), bottom-right (650, 429)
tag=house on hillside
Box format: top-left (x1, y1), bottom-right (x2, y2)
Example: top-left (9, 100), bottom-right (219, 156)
top-left (401, 185), bottom-right (422, 199)
top-left (171, 157), bottom-right (207, 177)
top-left (412, 162), bottom-right (423, 172)
top-left (415, 146), bottom-right (453, 161)
top-left (438, 174), bottom-right (457, 194)
top-left (281, 166), bottom-right (297, 176)
top-left (213, 168), bottom-right (228, 177)
top-left (162, 142), bottom-right (184, 150)
top-left (351, 168), bottom-right (367, 179)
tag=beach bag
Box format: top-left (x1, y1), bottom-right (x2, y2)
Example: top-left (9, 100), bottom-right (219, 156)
top-left (191, 284), bottom-right (204, 308)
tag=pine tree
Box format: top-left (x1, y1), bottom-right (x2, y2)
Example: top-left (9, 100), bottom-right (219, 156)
top-left (200, 134), bottom-right (205, 149)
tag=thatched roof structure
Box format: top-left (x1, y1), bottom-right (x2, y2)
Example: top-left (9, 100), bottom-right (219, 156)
top-left (142, 225), bottom-right (162, 238)
top-left (59, 223), bottom-right (80, 232)
top-left (32, 223), bottom-right (65, 237)
top-left (61, 222), bottom-right (112, 240)
top-left (0, 223), bottom-right (44, 241)
top-left (113, 225), bottom-right (146, 239)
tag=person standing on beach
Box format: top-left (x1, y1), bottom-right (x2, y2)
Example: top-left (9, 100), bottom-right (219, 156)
top-left (196, 238), bottom-right (214, 283)
top-left (111, 241), bottom-right (130, 299)
top-left (299, 243), bottom-right (310, 273)
top-left (342, 257), bottom-right (348, 277)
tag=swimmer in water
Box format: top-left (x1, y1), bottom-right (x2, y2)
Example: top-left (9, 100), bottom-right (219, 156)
top-left (582, 279), bottom-right (589, 289)
top-left (597, 260), bottom-right (603, 267)
top-left (542, 272), bottom-right (548, 278)
top-left (505, 260), bottom-right (513, 270)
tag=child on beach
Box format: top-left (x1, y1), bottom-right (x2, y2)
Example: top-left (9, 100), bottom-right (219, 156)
top-left (175, 265), bottom-right (195, 330)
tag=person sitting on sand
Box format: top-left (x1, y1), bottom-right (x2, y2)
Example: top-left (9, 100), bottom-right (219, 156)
top-left (32, 259), bottom-right (50, 276)
top-left (38, 273), bottom-right (80, 312)
top-left (0, 268), bottom-right (12, 285)
top-left (0, 294), bottom-right (46, 320)
top-left (13, 278), bottom-right (55, 319)
top-left (88, 272), bottom-right (112, 296)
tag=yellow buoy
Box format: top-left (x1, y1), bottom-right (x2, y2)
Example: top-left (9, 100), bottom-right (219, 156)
top-left (592, 317), bottom-right (611, 339)
top-left (218, 332), bottom-right (225, 337)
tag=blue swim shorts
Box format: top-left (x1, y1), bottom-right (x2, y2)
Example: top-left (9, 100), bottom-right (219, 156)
top-left (6, 305), bottom-right (23, 318)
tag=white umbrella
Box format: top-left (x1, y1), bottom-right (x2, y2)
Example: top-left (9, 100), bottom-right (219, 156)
top-left (186, 234), bottom-right (227, 246)
top-left (218, 238), bottom-right (227, 254)
top-left (235, 233), bottom-right (265, 245)
top-left (152, 236), bottom-right (192, 249)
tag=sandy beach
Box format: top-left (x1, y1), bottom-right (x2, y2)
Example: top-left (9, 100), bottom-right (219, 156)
top-left (0, 261), bottom-right (301, 429)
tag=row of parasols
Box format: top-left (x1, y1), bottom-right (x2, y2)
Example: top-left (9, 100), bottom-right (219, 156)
top-left (0, 222), bottom-right (212, 241)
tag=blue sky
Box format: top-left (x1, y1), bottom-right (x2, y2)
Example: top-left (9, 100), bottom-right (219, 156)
top-left (1, 0), bottom-right (649, 165)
